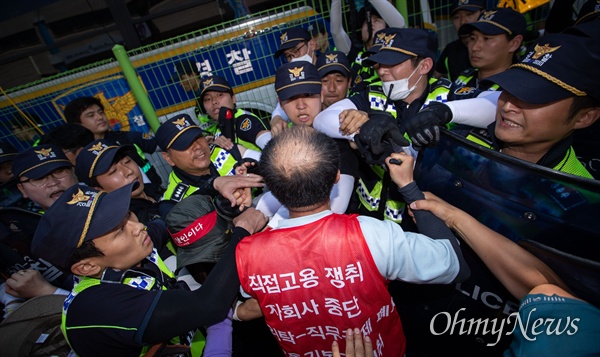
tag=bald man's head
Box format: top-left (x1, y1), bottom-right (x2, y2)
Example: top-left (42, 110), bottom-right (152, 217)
top-left (260, 126), bottom-right (339, 209)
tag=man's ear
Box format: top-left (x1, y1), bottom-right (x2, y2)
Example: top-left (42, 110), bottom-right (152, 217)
top-left (573, 107), bottom-right (600, 130)
top-left (308, 38), bottom-right (317, 52)
top-left (71, 258), bottom-right (103, 277)
top-left (232, 94), bottom-right (237, 105)
top-left (334, 170), bottom-right (341, 184)
top-left (419, 58), bottom-right (434, 75)
top-left (17, 183), bottom-right (27, 198)
top-left (508, 35), bottom-right (524, 53)
top-left (162, 151), bottom-right (175, 167)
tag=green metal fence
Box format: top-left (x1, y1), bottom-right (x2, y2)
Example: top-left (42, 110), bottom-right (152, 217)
top-left (0, 0), bottom-right (551, 156)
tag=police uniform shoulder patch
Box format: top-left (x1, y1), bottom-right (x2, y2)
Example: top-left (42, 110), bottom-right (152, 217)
top-left (171, 183), bottom-right (190, 202)
top-left (454, 87), bottom-right (476, 95)
top-left (430, 77), bottom-right (452, 90)
top-left (239, 117), bottom-right (252, 131)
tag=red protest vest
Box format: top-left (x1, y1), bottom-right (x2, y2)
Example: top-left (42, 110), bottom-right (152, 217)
top-left (236, 213), bottom-right (405, 356)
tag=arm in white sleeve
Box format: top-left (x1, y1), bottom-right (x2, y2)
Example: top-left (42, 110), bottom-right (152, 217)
top-left (329, 174), bottom-right (355, 214)
top-left (369, 0), bottom-right (406, 28)
top-left (313, 99), bottom-right (357, 140)
top-left (242, 148), bottom-right (261, 161)
top-left (271, 102), bottom-right (290, 122)
top-left (446, 91), bottom-right (500, 128)
top-left (254, 191), bottom-right (283, 217)
top-left (254, 131), bottom-right (272, 150)
top-left (358, 216), bottom-right (460, 284)
top-left (330, 0), bottom-right (353, 54)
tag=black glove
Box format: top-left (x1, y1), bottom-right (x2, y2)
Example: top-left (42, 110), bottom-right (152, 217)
top-left (218, 107), bottom-right (236, 141)
top-left (355, 111), bottom-right (409, 165)
top-left (213, 194), bottom-right (243, 219)
top-left (405, 101), bottom-right (452, 151)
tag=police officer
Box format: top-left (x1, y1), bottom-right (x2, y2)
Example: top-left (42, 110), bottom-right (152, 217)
top-left (155, 114), bottom-right (264, 217)
top-left (348, 28), bottom-right (451, 222)
top-left (434, 0), bottom-right (486, 81)
top-left (457, 30), bottom-right (600, 178)
top-left (453, 8), bottom-right (526, 91)
top-left (31, 183), bottom-right (267, 356)
top-left (198, 75), bottom-right (270, 173)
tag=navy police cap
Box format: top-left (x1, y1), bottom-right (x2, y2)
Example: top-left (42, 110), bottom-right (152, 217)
top-left (0, 142), bottom-right (18, 165)
top-left (483, 32), bottom-right (600, 104)
top-left (200, 75), bottom-right (233, 100)
top-left (275, 62), bottom-right (322, 102)
top-left (362, 28), bottom-right (436, 67)
top-left (575, 0), bottom-right (600, 24)
top-left (156, 114), bottom-right (205, 151)
top-left (459, 8), bottom-right (527, 37)
top-left (31, 183), bottom-right (134, 269)
top-left (75, 139), bottom-right (133, 185)
top-left (316, 51), bottom-right (351, 78)
top-left (451, 0), bottom-right (486, 15)
top-left (274, 27), bottom-right (311, 59)
top-left (13, 144), bottom-right (72, 179)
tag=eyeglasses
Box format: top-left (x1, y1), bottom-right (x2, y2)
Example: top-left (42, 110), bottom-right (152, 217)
top-left (285, 42), bottom-right (308, 61)
top-left (20, 167), bottom-right (70, 187)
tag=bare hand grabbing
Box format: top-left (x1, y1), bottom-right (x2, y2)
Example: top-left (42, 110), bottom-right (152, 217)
top-left (386, 152), bottom-right (415, 189)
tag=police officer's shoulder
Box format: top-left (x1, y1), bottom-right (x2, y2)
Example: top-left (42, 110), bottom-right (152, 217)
top-left (430, 77), bottom-right (453, 91)
top-left (456, 67), bottom-right (478, 79)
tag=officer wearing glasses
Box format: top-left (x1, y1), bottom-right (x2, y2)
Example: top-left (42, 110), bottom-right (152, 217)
top-left (2, 144), bottom-right (77, 316)
top-left (13, 144), bottom-right (78, 211)
top-left (274, 27), bottom-right (318, 64)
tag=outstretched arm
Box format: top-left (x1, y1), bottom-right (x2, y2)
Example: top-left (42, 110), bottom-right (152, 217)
top-left (330, 0), bottom-right (352, 54)
top-left (409, 192), bottom-right (568, 300)
top-left (369, 0), bottom-right (406, 28)
top-left (387, 153), bottom-right (469, 283)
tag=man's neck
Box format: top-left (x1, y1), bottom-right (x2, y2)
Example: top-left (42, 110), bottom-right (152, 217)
top-left (288, 201), bottom-right (330, 219)
top-left (403, 77), bottom-right (428, 105)
top-left (500, 141), bottom-right (559, 165)
top-left (173, 165), bottom-right (211, 180)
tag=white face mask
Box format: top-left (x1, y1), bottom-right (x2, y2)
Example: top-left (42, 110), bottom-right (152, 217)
top-left (291, 47), bottom-right (314, 64)
top-left (382, 64), bottom-right (423, 101)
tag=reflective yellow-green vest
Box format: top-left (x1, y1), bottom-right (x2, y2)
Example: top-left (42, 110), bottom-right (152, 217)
top-left (212, 109), bottom-right (264, 152)
top-left (162, 170), bottom-right (201, 203)
top-left (467, 133), bottom-right (594, 179)
top-left (357, 79), bottom-right (452, 222)
top-left (455, 68), bottom-right (500, 91)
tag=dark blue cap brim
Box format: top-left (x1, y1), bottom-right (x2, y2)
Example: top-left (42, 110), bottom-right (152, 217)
top-left (452, 5), bottom-right (484, 15)
top-left (459, 22), bottom-right (507, 36)
top-left (362, 50), bottom-right (413, 67)
top-left (274, 40), bottom-right (305, 59)
top-left (20, 160), bottom-right (72, 180)
top-left (32, 182), bottom-right (134, 269)
top-left (277, 83), bottom-right (322, 102)
top-left (483, 67), bottom-right (574, 104)
top-left (318, 64), bottom-right (350, 78)
top-left (89, 145), bottom-right (134, 181)
top-left (85, 182), bottom-right (134, 241)
top-left (168, 126), bottom-right (205, 151)
top-left (0, 153), bottom-right (17, 165)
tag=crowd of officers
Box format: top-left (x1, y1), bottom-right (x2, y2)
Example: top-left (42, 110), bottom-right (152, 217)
top-left (0, 0), bottom-right (599, 356)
